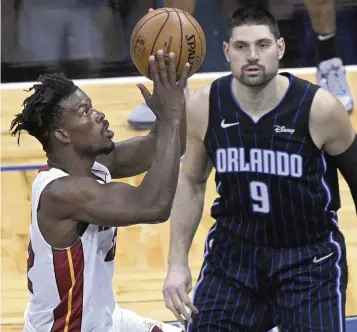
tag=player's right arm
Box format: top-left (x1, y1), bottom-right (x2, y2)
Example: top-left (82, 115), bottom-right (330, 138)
top-left (162, 84), bottom-right (213, 324)
top-left (41, 51), bottom-right (190, 228)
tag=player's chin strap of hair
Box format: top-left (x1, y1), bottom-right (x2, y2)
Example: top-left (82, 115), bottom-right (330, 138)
top-left (329, 134), bottom-right (357, 215)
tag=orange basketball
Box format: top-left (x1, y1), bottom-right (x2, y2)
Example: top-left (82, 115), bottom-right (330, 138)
top-left (130, 8), bottom-right (206, 80)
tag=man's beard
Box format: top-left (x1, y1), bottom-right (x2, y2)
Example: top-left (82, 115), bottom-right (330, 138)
top-left (75, 141), bottom-right (115, 158)
top-left (237, 63), bottom-right (278, 88)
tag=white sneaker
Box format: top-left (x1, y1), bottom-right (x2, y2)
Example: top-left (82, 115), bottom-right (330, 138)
top-left (128, 86), bottom-right (190, 130)
top-left (316, 57), bottom-right (354, 112)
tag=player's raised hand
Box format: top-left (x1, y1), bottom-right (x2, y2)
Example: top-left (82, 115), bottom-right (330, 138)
top-left (163, 263), bottom-right (199, 325)
top-left (136, 49), bottom-right (190, 123)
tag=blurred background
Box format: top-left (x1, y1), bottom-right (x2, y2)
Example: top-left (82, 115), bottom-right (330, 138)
top-left (2, 0), bottom-right (357, 83)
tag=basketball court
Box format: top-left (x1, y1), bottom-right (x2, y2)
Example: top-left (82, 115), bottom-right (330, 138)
top-left (1, 67), bottom-right (357, 331)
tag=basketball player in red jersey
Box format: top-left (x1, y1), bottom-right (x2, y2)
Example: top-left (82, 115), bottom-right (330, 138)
top-left (10, 50), bottom-right (188, 331)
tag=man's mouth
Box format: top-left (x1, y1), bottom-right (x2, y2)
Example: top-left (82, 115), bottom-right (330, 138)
top-left (102, 120), bottom-right (114, 138)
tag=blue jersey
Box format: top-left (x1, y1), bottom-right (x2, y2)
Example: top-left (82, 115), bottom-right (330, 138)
top-left (204, 73), bottom-right (341, 246)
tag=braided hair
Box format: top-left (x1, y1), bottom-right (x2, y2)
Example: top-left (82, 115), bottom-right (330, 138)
top-left (10, 73), bottom-right (78, 152)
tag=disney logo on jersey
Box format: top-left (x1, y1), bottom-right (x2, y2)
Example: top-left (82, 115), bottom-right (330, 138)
top-left (274, 125), bottom-right (295, 134)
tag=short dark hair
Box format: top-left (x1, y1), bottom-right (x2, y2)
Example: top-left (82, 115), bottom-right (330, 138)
top-left (226, 4), bottom-right (281, 42)
top-left (10, 73), bottom-right (78, 152)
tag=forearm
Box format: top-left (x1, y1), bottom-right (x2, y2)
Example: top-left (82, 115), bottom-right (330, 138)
top-left (152, 108), bottom-right (186, 154)
top-left (168, 177), bottom-right (206, 266)
top-left (304, 0), bottom-right (335, 34)
top-left (139, 120), bottom-right (181, 215)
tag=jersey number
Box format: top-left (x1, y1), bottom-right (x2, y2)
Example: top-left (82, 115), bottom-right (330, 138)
top-left (249, 181), bottom-right (270, 213)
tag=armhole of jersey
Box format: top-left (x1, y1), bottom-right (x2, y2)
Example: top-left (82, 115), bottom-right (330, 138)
top-left (305, 84), bottom-right (323, 151)
top-left (31, 172), bottom-right (67, 248)
top-left (31, 172), bottom-right (95, 250)
top-left (32, 173), bottom-right (65, 215)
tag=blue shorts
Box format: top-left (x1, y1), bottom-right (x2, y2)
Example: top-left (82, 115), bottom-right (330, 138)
top-left (187, 226), bottom-right (348, 332)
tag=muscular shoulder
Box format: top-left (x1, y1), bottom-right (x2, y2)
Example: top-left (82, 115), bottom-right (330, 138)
top-left (310, 87), bottom-right (340, 123)
top-left (187, 83), bottom-right (212, 141)
top-left (40, 176), bottom-right (101, 219)
top-left (309, 87), bottom-right (355, 154)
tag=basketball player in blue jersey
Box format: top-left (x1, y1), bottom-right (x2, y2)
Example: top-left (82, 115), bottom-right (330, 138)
top-left (163, 4), bottom-right (357, 332)
top-left (10, 51), bottom-right (188, 331)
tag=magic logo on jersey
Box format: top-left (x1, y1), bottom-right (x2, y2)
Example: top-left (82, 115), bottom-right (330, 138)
top-left (215, 147), bottom-right (303, 178)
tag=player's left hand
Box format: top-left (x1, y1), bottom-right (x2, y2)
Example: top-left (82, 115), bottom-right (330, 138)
top-left (136, 49), bottom-right (190, 121)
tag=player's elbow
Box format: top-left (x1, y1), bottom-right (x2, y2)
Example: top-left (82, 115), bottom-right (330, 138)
top-left (156, 200), bottom-right (174, 222)
top-left (147, 204), bottom-right (172, 223)
top-left (141, 198), bottom-right (173, 223)
top-left (156, 210), bottom-right (171, 223)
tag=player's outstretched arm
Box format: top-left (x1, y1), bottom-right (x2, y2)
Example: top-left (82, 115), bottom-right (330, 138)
top-left (309, 87), bottom-right (357, 213)
top-left (41, 51), bottom-right (191, 227)
top-left (162, 84), bottom-right (212, 324)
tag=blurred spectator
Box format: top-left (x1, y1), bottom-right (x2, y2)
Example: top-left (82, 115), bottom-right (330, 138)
top-left (1, 0), bottom-right (357, 85)
top-left (15, 0), bottom-right (124, 72)
top-left (116, 0), bottom-right (156, 61)
top-left (303, 0), bottom-right (354, 112)
top-left (1, 0), bottom-right (21, 64)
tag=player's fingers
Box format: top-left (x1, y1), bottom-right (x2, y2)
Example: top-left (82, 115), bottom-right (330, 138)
top-left (177, 287), bottom-right (199, 315)
top-left (178, 62), bottom-right (190, 89)
top-left (136, 83), bottom-right (151, 103)
top-left (156, 49), bottom-right (169, 86)
top-left (148, 55), bottom-right (159, 84)
top-left (171, 292), bottom-right (192, 324)
top-left (148, 8), bottom-right (154, 12)
top-left (168, 52), bottom-right (177, 85)
top-left (164, 292), bottom-right (186, 326)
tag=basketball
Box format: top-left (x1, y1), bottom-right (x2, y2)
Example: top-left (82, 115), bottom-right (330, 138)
top-left (130, 8), bottom-right (206, 80)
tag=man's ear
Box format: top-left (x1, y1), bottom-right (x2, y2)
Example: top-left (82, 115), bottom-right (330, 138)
top-left (277, 37), bottom-right (285, 60)
top-left (54, 129), bottom-right (71, 144)
top-left (223, 41), bottom-right (231, 63)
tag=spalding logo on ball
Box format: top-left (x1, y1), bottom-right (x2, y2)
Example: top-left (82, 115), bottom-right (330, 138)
top-left (130, 7), bottom-right (206, 80)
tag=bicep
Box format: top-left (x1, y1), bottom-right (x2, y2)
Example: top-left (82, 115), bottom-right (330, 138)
top-left (78, 183), bottom-right (162, 226)
top-left (323, 112), bottom-right (355, 156)
top-left (42, 177), bottom-right (165, 227)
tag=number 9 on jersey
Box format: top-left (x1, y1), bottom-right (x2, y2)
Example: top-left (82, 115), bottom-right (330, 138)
top-left (249, 181), bottom-right (270, 213)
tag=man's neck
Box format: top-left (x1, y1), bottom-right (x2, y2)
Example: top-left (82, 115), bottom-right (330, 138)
top-left (47, 150), bottom-right (95, 177)
top-left (231, 74), bottom-right (289, 119)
